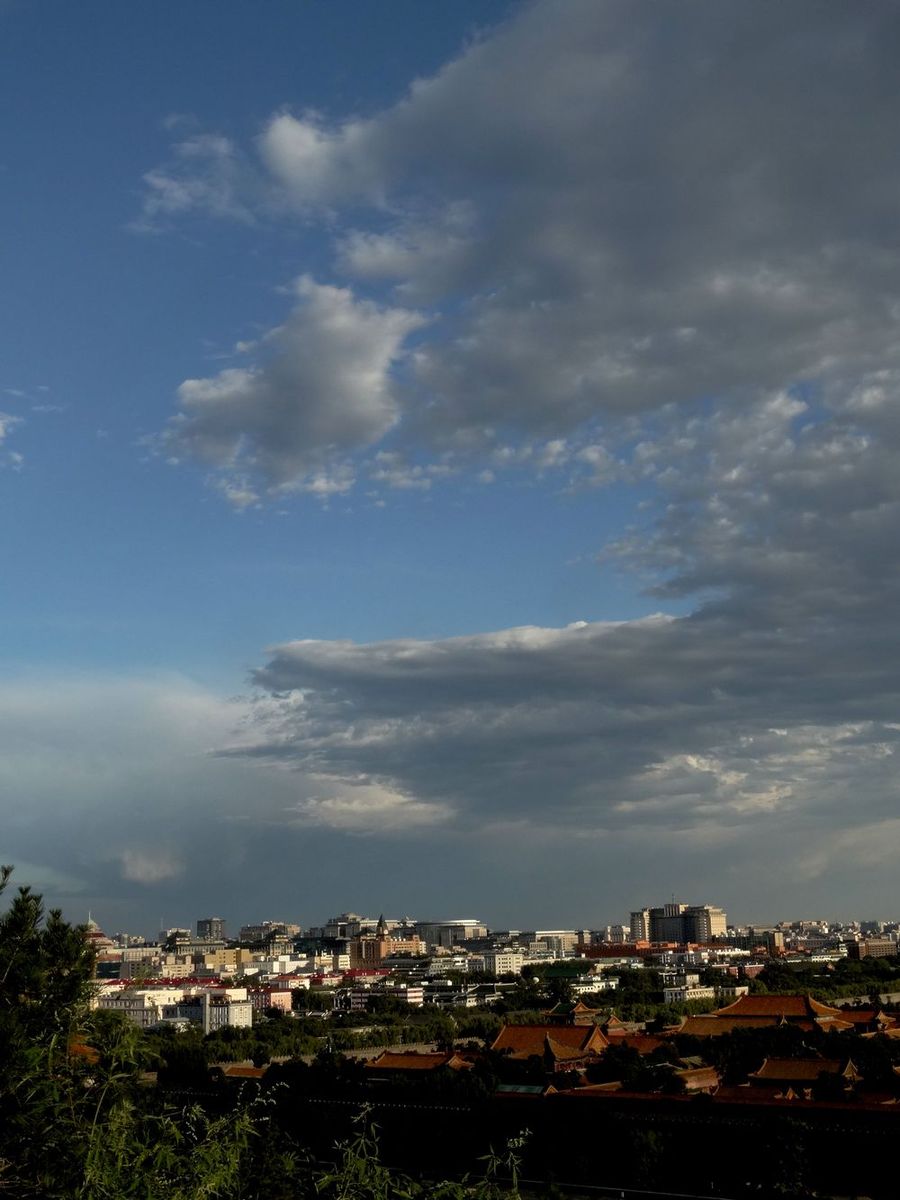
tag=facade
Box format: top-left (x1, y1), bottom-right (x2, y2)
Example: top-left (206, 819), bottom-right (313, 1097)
top-left (663, 985), bottom-right (717, 1004)
top-left (847, 938), bottom-right (897, 960)
top-left (349, 931), bottom-right (425, 968)
top-left (629, 909), bottom-right (650, 941)
top-left (97, 987), bottom-right (183, 1028)
top-left (196, 917), bottom-right (226, 941)
top-left (483, 949), bottom-right (525, 976)
top-left (161, 991), bottom-right (252, 1034)
top-left (416, 920), bottom-right (488, 950)
top-left (630, 902), bottom-right (727, 943)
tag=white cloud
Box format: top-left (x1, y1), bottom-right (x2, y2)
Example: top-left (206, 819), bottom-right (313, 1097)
top-left (163, 276), bottom-right (425, 496)
top-left (133, 133), bottom-right (256, 230)
top-left (0, 411), bottom-right (22, 444)
top-left (287, 777), bottom-right (451, 833)
top-left (137, 2), bottom-right (900, 504)
top-left (120, 849), bottom-right (184, 885)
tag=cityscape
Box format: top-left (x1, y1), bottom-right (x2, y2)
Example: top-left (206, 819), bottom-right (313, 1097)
top-left (4, 0), bottom-right (900, 1195)
top-left (91, 899), bottom-right (900, 1032)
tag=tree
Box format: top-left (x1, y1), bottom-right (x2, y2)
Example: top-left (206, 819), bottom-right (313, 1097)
top-left (0, 868), bottom-right (268, 1198)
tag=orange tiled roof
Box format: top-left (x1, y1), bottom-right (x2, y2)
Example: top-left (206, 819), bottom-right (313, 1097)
top-left (713, 993), bottom-right (845, 1020)
top-left (749, 1057), bottom-right (856, 1083)
top-left (220, 1064), bottom-right (268, 1079)
top-left (678, 1015), bottom-right (790, 1036)
top-left (675, 1066), bottom-right (720, 1091)
top-left (491, 1023), bottom-right (607, 1060)
top-left (364, 1051), bottom-right (468, 1072)
top-left (837, 1008), bottom-right (896, 1027)
top-left (610, 1034), bottom-right (665, 1055)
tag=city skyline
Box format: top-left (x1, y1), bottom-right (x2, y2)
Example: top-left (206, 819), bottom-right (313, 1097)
top-left (4, 1), bottom-right (900, 930)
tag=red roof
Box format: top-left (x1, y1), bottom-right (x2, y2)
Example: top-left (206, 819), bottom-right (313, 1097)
top-left (713, 994), bottom-right (845, 1020)
top-left (749, 1057), bottom-right (857, 1084)
top-left (607, 1034), bottom-right (665, 1055)
top-left (491, 1023), bottom-right (608, 1060)
top-left (364, 1051), bottom-right (469, 1072)
top-left (678, 1015), bottom-right (790, 1036)
top-left (218, 1065), bottom-right (268, 1079)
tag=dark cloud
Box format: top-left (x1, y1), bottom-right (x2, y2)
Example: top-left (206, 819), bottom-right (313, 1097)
top-left (96, 0), bottom-right (900, 919)
top-left (226, 382), bottom-right (900, 910)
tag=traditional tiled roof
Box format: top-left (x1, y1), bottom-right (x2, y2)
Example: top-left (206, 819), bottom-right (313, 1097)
top-left (495, 1083), bottom-right (556, 1096)
top-left (218, 1064), bottom-right (267, 1080)
top-left (837, 1007), bottom-right (896, 1028)
top-left (677, 1015), bottom-right (790, 1036)
top-left (491, 1023), bottom-right (607, 1060)
top-left (863, 1026), bottom-right (900, 1039)
top-left (713, 993), bottom-right (845, 1020)
top-left (544, 999), bottom-right (603, 1024)
top-left (364, 1051), bottom-right (469, 1072)
top-left (608, 1034), bottom-right (665, 1055)
top-left (749, 1057), bottom-right (857, 1084)
top-left (675, 1066), bottom-right (720, 1092)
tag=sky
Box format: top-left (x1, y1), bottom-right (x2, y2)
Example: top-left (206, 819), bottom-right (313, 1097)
top-left (3, 0), bottom-right (900, 935)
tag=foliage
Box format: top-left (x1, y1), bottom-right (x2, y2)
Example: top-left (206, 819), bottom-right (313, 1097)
top-left (315, 1108), bottom-right (526, 1200)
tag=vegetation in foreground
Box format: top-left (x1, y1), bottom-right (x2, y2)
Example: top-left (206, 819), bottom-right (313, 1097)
top-left (0, 866), bottom-right (525, 1199)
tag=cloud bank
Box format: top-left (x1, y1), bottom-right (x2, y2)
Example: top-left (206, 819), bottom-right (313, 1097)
top-left (144, 0), bottom-right (900, 504)
top-left (225, 381), bottom-right (900, 905)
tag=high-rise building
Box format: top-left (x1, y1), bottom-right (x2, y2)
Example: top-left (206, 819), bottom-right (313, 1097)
top-left (650, 902), bottom-right (687, 942)
top-left (629, 909), bottom-right (650, 941)
top-left (196, 917), bottom-right (226, 941)
top-left (684, 905), bottom-right (727, 942)
top-left (631, 902), bottom-right (727, 943)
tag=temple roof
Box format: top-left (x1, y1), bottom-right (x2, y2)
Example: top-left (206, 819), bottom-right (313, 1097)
top-left (749, 1057), bottom-right (858, 1083)
top-left (491, 1022), bottom-right (607, 1060)
top-left (713, 993), bottom-right (845, 1020)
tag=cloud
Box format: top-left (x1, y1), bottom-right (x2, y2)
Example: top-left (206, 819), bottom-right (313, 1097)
top-left (220, 373), bottom-right (900, 907)
top-left (0, 675), bottom-right (292, 914)
top-left (286, 777), bottom-right (452, 833)
top-left (141, 0), bottom-right (900, 498)
top-left (132, 133), bottom-right (257, 231)
top-left (0, 411), bottom-right (22, 445)
top-left (162, 276), bottom-right (425, 499)
top-left (0, 674), bottom-right (460, 924)
top-left (119, 849), bottom-right (184, 885)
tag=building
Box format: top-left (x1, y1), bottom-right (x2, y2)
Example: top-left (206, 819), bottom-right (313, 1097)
top-left (348, 917), bottom-right (425, 967)
top-left (629, 909), bottom-right (650, 941)
top-left (630, 902), bottom-right (727, 943)
top-left (238, 921), bottom-right (301, 944)
top-left (196, 917), bottom-right (226, 941)
top-left (847, 938), bottom-right (897, 960)
top-left (663, 985), bottom-right (717, 1004)
top-left (248, 988), bottom-right (292, 1014)
top-left (684, 905), bottom-right (727, 942)
top-left (96, 987), bottom-right (184, 1028)
top-left (490, 1023), bottom-right (608, 1073)
top-left (364, 1051), bottom-right (472, 1081)
top-left (482, 949), bottom-right (525, 976)
top-left (415, 919), bottom-right (488, 950)
top-left (161, 990), bottom-right (252, 1034)
top-left (676, 993), bottom-right (855, 1037)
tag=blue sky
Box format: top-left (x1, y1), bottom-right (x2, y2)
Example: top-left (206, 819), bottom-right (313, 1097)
top-left (4, 0), bottom-right (900, 934)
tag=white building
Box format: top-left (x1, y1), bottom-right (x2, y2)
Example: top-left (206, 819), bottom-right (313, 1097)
top-left (483, 950), bottom-right (525, 976)
top-left (96, 987), bottom-right (184, 1028)
top-left (161, 991), bottom-right (253, 1034)
top-left (663, 985), bottom-right (717, 1004)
